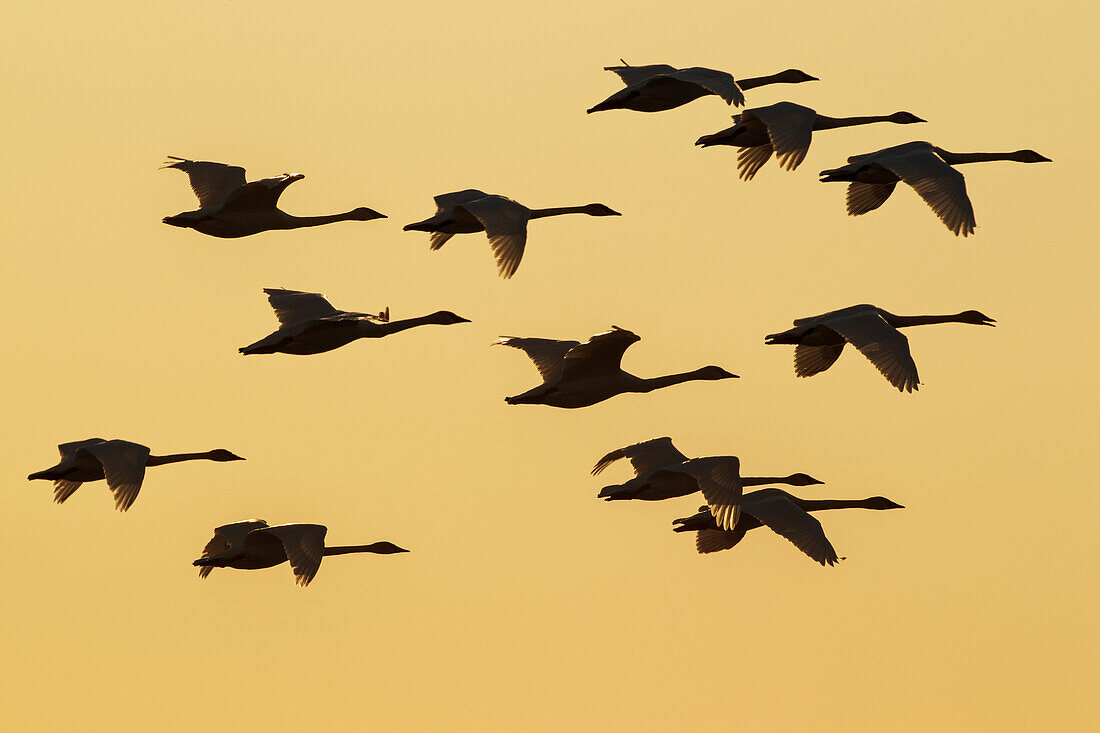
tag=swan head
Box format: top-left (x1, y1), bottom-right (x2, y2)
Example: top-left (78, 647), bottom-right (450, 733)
top-left (958, 310), bottom-right (996, 326)
top-left (583, 203), bottom-right (622, 217)
top-left (889, 111), bottom-right (926, 124)
top-left (696, 366), bottom-right (739, 380)
top-left (208, 449), bottom-right (246, 462)
top-left (1012, 150), bottom-right (1052, 163)
top-left (866, 496), bottom-right (905, 510)
top-left (786, 473), bottom-right (825, 486)
top-left (775, 69), bottom-right (818, 83)
top-left (350, 207), bottom-right (387, 221)
top-left (429, 311), bottom-right (472, 325)
top-left (364, 541), bottom-right (410, 554)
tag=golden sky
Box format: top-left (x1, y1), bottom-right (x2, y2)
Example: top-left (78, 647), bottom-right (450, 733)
top-left (3, 1), bottom-right (1097, 731)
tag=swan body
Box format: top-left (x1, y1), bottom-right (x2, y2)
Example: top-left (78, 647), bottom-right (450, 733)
top-left (673, 490), bottom-right (904, 564)
top-left (28, 439), bottom-right (244, 511)
top-left (594, 436), bottom-right (823, 502)
top-left (403, 189), bottom-right (620, 279)
top-left (765, 304), bottom-right (995, 392)
top-left (239, 288), bottom-right (469, 355)
top-left (587, 63), bottom-right (817, 113)
top-left (162, 156), bottom-right (386, 238)
top-left (193, 521), bottom-right (408, 587)
top-left (818, 142), bottom-right (1051, 235)
top-left (695, 103), bottom-right (924, 179)
top-left (495, 327), bottom-right (737, 409)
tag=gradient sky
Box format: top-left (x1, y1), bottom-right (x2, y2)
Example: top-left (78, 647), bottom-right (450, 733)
top-left (3, 1), bottom-right (1097, 731)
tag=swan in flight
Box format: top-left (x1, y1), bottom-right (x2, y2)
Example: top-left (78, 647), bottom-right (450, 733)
top-left (495, 327), bottom-right (737, 409)
top-left (673, 490), bottom-right (904, 564)
top-left (28, 439), bottom-right (244, 511)
top-left (239, 288), bottom-right (469, 355)
top-left (403, 189), bottom-right (620, 279)
top-left (818, 142), bottom-right (1051, 235)
top-left (587, 62), bottom-right (817, 114)
top-left (193, 521), bottom-right (409, 587)
top-left (594, 436), bottom-right (822, 501)
top-left (695, 102), bottom-right (925, 179)
top-left (162, 156), bottom-right (386, 238)
top-left (765, 304), bottom-right (995, 392)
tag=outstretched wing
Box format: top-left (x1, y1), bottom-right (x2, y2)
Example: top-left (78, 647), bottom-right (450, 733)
top-left (197, 520), bottom-right (269, 578)
top-left (696, 529), bottom-right (746, 555)
top-left (455, 196), bottom-right (531, 279)
top-left (748, 102), bottom-right (816, 171)
top-left (603, 62), bottom-right (677, 86)
top-left (826, 312), bottom-right (919, 392)
top-left (741, 489), bottom-right (839, 565)
top-left (846, 182), bottom-right (898, 216)
top-left (667, 67), bottom-right (744, 107)
top-left (433, 189), bottom-right (491, 212)
top-left (879, 149), bottom-right (976, 236)
top-left (262, 288), bottom-right (341, 327)
top-left (794, 343), bottom-right (845, 378)
top-left (592, 436), bottom-right (689, 476)
top-left (81, 440), bottom-right (150, 511)
top-left (259, 524), bottom-right (328, 587)
top-left (651, 457), bottom-right (743, 531)
top-left (162, 156), bottom-right (247, 209)
top-left (494, 337), bottom-right (580, 383)
top-left (221, 174), bottom-right (304, 213)
top-left (737, 144), bottom-right (775, 181)
top-left (560, 327), bottom-right (641, 378)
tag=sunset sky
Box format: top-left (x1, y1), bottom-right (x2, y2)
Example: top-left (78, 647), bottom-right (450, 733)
top-left (3, 1), bottom-right (1097, 731)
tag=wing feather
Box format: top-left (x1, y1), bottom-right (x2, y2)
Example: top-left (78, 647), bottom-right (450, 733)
top-left (81, 440), bottom-right (150, 512)
top-left (794, 344), bottom-right (845, 377)
top-left (591, 436), bottom-right (688, 476)
top-left (495, 337), bottom-right (579, 383)
top-left (742, 490), bottom-right (840, 565)
top-left (262, 288), bottom-right (340, 327)
top-left (827, 314), bottom-right (920, 392)
top-left (162, 156), bottom-right (247, 210)
top-left (455, 197), bottom-right (531, 279)
top-left (879, 150), bottom-right (976, 236)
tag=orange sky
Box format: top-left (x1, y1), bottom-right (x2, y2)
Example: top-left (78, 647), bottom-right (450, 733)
top-left (3, 1), bottom-right (1097, 731)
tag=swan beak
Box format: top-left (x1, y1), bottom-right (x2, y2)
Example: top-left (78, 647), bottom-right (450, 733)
top-left (229, 454), bottom-right (246, 461)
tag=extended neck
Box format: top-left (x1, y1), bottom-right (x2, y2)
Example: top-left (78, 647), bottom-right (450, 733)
top-left (886, 312), bottom-right (975, 328)
top-left (937, 150), bottom-right (1032, 165)
top-left (374, 314), bottom-right (443, 335)
top-left (798, 498), bottom-right (889, 512)
top-left (280, 211), bottom-right (362, 230)
top-left (742, 475), bottom-right (802, 487)
top-left (813, 114), bottom-right (898, 130)
top-left (146, 451), bottom-right (222, 466)
top-left (323, 543), bottom-right (397, 556)
top-left (529, 205), bottom-right (592, 219)
top-left (736, 71), bottom-right (800, 91)
top-left (635, 368), bottom-right (714, 393)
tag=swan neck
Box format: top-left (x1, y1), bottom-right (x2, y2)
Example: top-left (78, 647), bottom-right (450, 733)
top-left (888, 312), bottom-right (969, 327)
top-left (323, 545), bottom-right (382, 556)
top-left (637, 369), bottom-right (710, 392)
top-left (799, 498), bottom-right (881, 511)
top-left (146, 451), bottom-right (218, 466)
top-left (281, 211), bottom-right (359, 229)
top-left (742, 476), bottom-right (798, 487)
top-left (813, 114), bottom-right (894, 130)
top-left (735, 72), bottom-right (792, 91)
top-left (375, 314), bottom-right (436, 334)
top-left (529, 206), bottom-right (591, 219)
top-left (937, 150), bottom-right (1025, 165)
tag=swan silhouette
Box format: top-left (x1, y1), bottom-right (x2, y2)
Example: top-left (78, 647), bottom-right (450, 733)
top-left (594, 436), bottom-right (822, 502)
top-left (496, 327), bottom-right (737, 409)
top-left (673, 491), bottom-right (904, 564)
top-left (818, 142), bottom-right (1050, 235)
top-left (587, 62), bottom-right (817, 113)
top-left (194, 521), bottom-right (408, 587)
top-left (28, 439), bottom-right (244, 511)
top-left (765, 304), bottom-right (995, 392)
top-left (162, 156), bottom-right (386, 237)
top-left (403, 189), bottom-right (620, 279)
top-left (695, 102), bottom-right (924, 179)
top-left (239, 288), bottom-right (469, 355)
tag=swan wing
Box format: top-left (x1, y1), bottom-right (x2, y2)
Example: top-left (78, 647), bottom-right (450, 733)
top-left (57, 438), bottom-right (106, 459)
top-left (604, 63), bottom-right (677, 86)
top-left (197, 520), bottom-right (269, 578)
top-left (259, 524), bottom-right (327, 587)
top-left (656, 458), bottom-right (743, 531)
top-left (221, 174), bottom-right (303, 213)
top-left (696, 529), bottom-right (746, 555)
top-left (826, 312), bottom-right (919, 392)
top-left (668, 67), bottom-right (744, 106)
top-left (560, 327), bottom-right (641, 378)
top-left (748, 102), bottom-right (816, 171)
top-left (262, 288), bottom-right (340, 327)
top-left (878, 149), bottom-right (976, 236)
top-left (162, 156), bottom-right (247, 210)
top-left (495, 337), bottom-right (580, 383)
top-left (794, 343), bottom-right (845, 377)
top-left (846, 182), bottom-right (897, 215)
top-left (53, 480), bottom-right (83, 504)
top-left (591, 436), bottom-right (689, 476)
top-left (429, 232), bottom-right (456, 251)
top-left (433, 189), bottom-right (491, 212)
top-left (81, 440), bottom-right (150, 512)
top-left (454, 196), bottom-right (531, 279)
top-left (741, 489), bottom-right (839, 565)
top-left (737, 143), bottom-right (775, 181)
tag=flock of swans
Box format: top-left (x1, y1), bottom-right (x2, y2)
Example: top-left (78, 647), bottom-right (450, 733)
top-left (27, 61), bottom-right (1049, 582)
